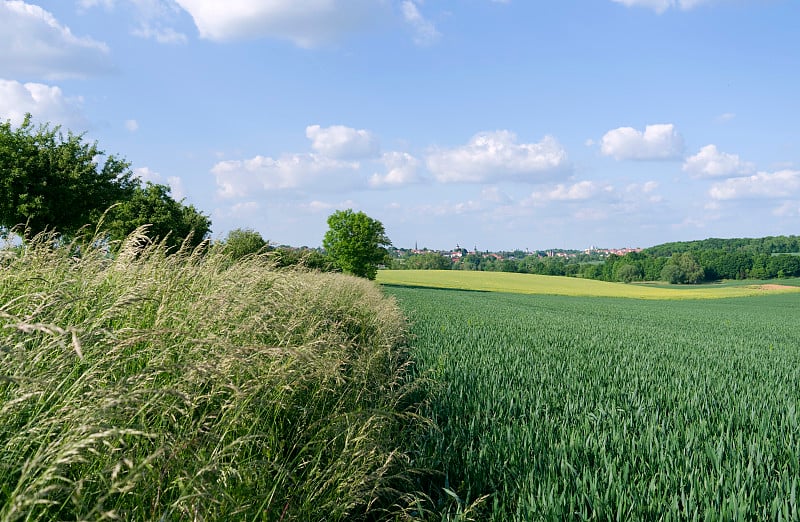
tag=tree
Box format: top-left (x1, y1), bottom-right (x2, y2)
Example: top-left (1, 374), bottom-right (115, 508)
top-left (660, 252), bottom-right (705, 284)
top-left (322, 209), bottom-right (391, 280)
top-left (220, 228), bottom-right (268, 260)
top-left (614, 263), bottom-right (642, 283)
top-left (0, 115), bottom-right (137, 237)
top-left (400, 252), bottom-right (452, 270)
top-left (104, 183), bottom-right (211, 251)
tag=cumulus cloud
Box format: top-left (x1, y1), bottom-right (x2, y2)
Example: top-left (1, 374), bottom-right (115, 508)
top-left (524, 181), bottom-right (616, 211)
top-left (683, 144), bottom-right (755, 178)
top-left (369, 152), bottom-right (421, 187)
top-left (0, 79), bottom-right (85, 127)
top-left (427, 131), bottom-right (570, 183)
top-left (212, 153), bottom-right (360, 198)
top-left (600, 123), bottom-right (684, 161)
top-left (716, 112), bottom-right (736, 123)
top-left (133, 166), bottom-right (185, 199)
top-left (306, 124), bottom-right (379, 159)
top-left (625, 180), bottom-right (662, 203)
top-left (709, 170), bottom-right (800, 200)
top-left (610, 0), bottom-right (714, 14)
top-left (132, 23), bottom-right (188, 44)
top-left (78, 0), bottom-right (188, 44)
top-left (0, 1), bottom-right (111, 80)
top-left (166, 176), bottom-right (186, 199)
top-left (134, 166), bottom-right (162, 184)
top-left (534, 181), bottom-right (610, 202)
top-left (401, 1), bottom-right (440, 46)
top-left (173, 0), bottom-right (383, 47)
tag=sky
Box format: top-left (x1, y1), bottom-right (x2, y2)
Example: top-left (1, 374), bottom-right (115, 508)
top-left (1, 0), bottom-right (799, 251)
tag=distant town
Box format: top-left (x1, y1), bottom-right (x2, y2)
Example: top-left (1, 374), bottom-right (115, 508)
top-left (390, 245), bottom-right (642, 263)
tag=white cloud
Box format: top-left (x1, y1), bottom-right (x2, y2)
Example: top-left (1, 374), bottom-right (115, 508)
top-left (625, 180), bottom-right (662, 203)
top-left (536, 181), bottom-right (608, 202)
top-left (212, 153), bottom-right (360, 198)
top-left (125, 119), bottom-right (139, 132)
top-left (167, 176), bottom-right (185, 199)
top-left (78, 0), bottom-right (188, 44)
top-left (416, 200), bottom-right (483, 217)
top-left (134, 166), bottom-right (162, 184)
top-left (524, 182), bottom-right (615, 210)
top-left (369, 151), bottom-right (421, 188)
top-left (600, 123), bottom-right (684, 161)
top-left (300, 199), bottom-right (356, 213)
top-left (710, 170), bottom-right (800, 200)
top-left (0, 1), bottom-right (111, 80)
top-left (78, 0), bottom-right (115, 7)
top-left (0, 79), bottom-right (85, 127)
top-left (133, 166), bottom-right (184, 198)
top-left (716, 112), bottom-right (736, 123)
top-left (610, 0), bottom-right (714, 14)
top-left (683, 144), bottom-right (755, 178)
top-left (401, 1), bottom-right (440, 46)
top-left (173, 0), bottom-right (383, 47)
top-left (305, 124), bottom-right (379, 159)
top-left (427, 131), bottom-right (570, 183)
top-left (132, 23), bottom-right (188, 44)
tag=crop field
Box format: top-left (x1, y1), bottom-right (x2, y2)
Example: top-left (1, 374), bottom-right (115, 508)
top-left (384, 284), bottom-right (800, 520)
top-left (378, 269), bottom-right (800, 299)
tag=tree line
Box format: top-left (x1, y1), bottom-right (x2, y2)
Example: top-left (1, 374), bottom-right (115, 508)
top-left (1, 115), bottom-right (210, 251)
top-left (393, 238), bottom-right (800, 284)
top-left (2, 116), bottom-right (393, 280)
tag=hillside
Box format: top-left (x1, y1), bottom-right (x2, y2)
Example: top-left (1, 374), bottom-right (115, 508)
top-left (643, 235), bottom-right (800, 256)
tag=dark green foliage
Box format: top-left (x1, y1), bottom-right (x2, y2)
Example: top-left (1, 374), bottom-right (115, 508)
top-left (271, 247), bottom-right (335, 272)
top-left (660, 252), bottom-right (705, 284)
top-left (104, 182), bottom-right (211, 251)
top-left (644, 235), bottom-right (800, 256)
top-left (394, 251), bottom-right (453, 270)
top-left (614, 263), bottom-right (642, 283)
top-left (0, 115), bottom-right (137, 236)
top-left (323, 209), bottom-right (391, 280)
top-left (219, 227), bottom-right (267, 260)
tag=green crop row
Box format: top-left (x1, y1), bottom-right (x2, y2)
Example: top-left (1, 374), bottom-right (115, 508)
top-left (385, 286), bottom-right (800, 520)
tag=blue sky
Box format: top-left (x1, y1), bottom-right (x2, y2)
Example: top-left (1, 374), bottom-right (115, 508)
top-left (1, 0), bottom-right (798, 251)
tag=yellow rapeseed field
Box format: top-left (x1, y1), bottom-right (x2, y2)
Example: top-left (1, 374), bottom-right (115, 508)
top-left (377, 270), bottom-right (800, 299)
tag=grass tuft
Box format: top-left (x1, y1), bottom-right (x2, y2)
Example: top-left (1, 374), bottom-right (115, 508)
top-left (0, 228), bottom-right (427, 521)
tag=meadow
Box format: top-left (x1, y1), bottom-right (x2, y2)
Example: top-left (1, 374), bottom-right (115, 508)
top-left (384, 282), bottom-right (800, 520)
top-left (377, 269), bottom-right (800, 299)
top-left (0, 230), bottom-right (430, 521)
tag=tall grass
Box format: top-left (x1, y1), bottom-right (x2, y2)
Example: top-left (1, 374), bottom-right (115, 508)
top-left (0, 228), bottom-right (425, 521)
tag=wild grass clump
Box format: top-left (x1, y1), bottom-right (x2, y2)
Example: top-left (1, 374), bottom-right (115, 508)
top-left (0, 228), bottom-right (424, 521)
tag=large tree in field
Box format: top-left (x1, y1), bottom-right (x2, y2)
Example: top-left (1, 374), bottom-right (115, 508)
top-left (0, 115), bottom-right (136, 236)
top-left (322, 209), bottom-right (391, 280)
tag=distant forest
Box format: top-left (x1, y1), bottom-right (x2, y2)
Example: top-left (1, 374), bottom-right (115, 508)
top-left (392, 235), bottom-right (800, 284)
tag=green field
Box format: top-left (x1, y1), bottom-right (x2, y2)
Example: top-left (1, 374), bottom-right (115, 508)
top-left (378, 270), bottom-right (800, 299)
top-left (384, 283), bottom-right (800, 520)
